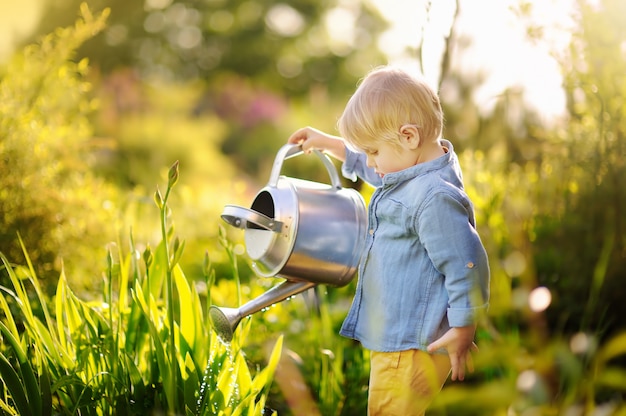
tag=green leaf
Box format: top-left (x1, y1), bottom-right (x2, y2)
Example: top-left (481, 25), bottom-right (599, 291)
top-left (216, 355), bottom-right (237, 408)
top-left (190, 284), bottom-right (208, 364)
top-left (38, 362), bottom-right (52, 416)
top-left (0, 353), bottom-right (31, 416)
top-left (183, 352), bottom-right (199, 413)
top-left (0, 397), bottom-right (19, 415)
top-left (174, 265), bottom-right (195, 349)
top-left (599, 332), bottom-right (626, 364)
top-left (117, 247), bottom-right (131, 310)
top-left (131, 285), bottom-right (175, 408)
top-left (595, 367), bottom-right (626, 391)
top-left (16, 235), bottom-right (55, 328)
top-left (0, 287), bottom-right (20, 337)
top-left (0, 322), bottom-right (40, 416)
top-left (33, 320), bottom-right (73, 369)
top-left (235, 351), bottom-right (252, 396)
top-left (55, 273), bottom-right (72, 355)
top-left (0, 254), bottom-right (35, 329)
top-left (124, 355), bottom-right (147, 406)
top-left (197, 352), bottom-right (228, 414)
top-left (250, 335), bottom-right (283, 394)
top-left (146, 240), bottom-right (167, 299)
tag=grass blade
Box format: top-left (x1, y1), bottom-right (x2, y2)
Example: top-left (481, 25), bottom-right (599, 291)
top-left (0, 353), bottom-right (30, 416)
top-left (0, 322), bottom-right (39, 416)
top-left (174, 265), bottom-right (195, 350)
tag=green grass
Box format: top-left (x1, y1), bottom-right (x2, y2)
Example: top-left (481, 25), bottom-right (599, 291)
top-left (0, 161), bottom-right (281, 415)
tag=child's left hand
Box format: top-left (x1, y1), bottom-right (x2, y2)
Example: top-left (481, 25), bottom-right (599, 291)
top-left (427, 326), bottom-right (478, 381)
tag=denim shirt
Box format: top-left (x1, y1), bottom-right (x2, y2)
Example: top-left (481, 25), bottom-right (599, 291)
top-left (339, 140), bottom-right (490, 352)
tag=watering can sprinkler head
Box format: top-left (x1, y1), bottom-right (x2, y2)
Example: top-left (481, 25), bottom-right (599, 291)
top-left (209, 306), bottom-right (241, 343)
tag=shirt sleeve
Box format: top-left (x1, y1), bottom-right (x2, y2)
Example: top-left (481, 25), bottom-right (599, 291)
top-left (417, 190), bottom-right (490, 327)
top-left (342, 147), bottom-right (383, 187)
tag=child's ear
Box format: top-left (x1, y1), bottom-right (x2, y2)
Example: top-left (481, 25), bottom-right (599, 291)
top-left (400, 124), bottom-right (421, 149)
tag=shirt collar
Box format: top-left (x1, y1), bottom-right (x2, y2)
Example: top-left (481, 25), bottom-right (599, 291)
top-left (381, 139), bottom-right (454, 186)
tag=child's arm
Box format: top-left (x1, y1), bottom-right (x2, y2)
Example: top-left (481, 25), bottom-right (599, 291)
top-left (287, 126), bottom-right (347, 162)
top-left (417, 190), bottom-right (489, 381)
top-left (288, 126), bottom-right (383, 186)
top-left (427, 325), bottom-right (478, 381)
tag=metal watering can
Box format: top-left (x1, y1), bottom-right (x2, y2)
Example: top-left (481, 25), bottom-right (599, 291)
top-left (210, 144), bottom-right (367, 341)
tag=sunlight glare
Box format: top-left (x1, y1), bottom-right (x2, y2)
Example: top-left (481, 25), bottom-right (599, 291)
top-left (369, 0), bottom-right (572, 120)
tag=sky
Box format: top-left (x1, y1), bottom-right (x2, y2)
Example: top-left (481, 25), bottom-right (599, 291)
top-left (371, 0), bottom-right (574, 121)
top-left (0, 0), bottom-right (573, 121)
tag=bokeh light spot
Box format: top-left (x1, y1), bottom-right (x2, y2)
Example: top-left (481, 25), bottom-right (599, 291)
top-left (516, 370), bottom-right (538, 392)
top-left (145, 0), bottom-right (173, 11)
top-left (528, 286), bottom-right (551, 312)
top-left (570, 332), bottom-right (593, 354)
top-left (265, 4), bottom-right (304, 37)
top-left (503, 250), bottom-right (527, 277)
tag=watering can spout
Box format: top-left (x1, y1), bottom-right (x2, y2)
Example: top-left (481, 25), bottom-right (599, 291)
top-left (209, 280), bottom-right (315, 342)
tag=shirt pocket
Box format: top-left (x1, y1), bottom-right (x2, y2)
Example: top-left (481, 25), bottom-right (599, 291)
top-left (375, 198), bottom-right (412, 238)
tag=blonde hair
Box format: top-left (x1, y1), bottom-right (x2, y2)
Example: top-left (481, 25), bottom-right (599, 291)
top-left (337, 66), bottom-right (443, 151)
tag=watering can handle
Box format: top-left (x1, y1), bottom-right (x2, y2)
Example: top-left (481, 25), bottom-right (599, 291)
top-left (221, 205), bottom-right (283, 232)
top-left (268, 144), bottom-right (342, 189)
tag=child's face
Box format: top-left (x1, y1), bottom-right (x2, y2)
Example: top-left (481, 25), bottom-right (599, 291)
top-left (360, 141), bottom-right (418, 178)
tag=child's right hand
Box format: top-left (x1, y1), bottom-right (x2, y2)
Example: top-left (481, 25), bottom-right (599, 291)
top-left (427, 325), bottom-right (478, 382)
top-left (287, 127), bottom-right (347, 162)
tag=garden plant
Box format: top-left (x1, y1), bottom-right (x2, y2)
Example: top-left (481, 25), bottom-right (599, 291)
top-left (0, 158), bottom-right (281, 415)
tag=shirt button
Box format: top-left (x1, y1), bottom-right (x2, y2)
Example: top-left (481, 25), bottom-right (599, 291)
top-left (467, 262), bottom-right (475, 268)
top-left (369, 229), bottom-right (374, 235)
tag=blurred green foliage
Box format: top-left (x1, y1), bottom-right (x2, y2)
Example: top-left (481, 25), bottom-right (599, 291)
top-left (21, 0), bottom-right (388, 181)
top-left (26, 0), bottom-right (388, 96)
top-left (0, 5), bottom-right (117, 293)
top-left (531, 0), bottom-right (626, 339)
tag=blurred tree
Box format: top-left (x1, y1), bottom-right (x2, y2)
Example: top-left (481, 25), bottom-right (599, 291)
top-left (23, 0), bottom-right (389, 179)
top-left (27, 0), bottom-right (388, 96)
top-left (440, 0), bottom-right (626, 346)
top-left (432, 0), bottom-right (626, 345)
top-left (503, 0), bottom-right (626, 340)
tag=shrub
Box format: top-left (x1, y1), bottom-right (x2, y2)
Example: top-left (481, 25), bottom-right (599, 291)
top-left (0, 4), bottom-right (118, 293)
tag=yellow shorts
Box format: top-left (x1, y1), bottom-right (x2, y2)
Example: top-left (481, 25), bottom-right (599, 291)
top-left (368, 349), bottom-right (451, 416)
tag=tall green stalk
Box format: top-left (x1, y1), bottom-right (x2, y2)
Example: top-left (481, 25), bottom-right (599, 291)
top-left (153, 160), bottom-right (181, 413)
